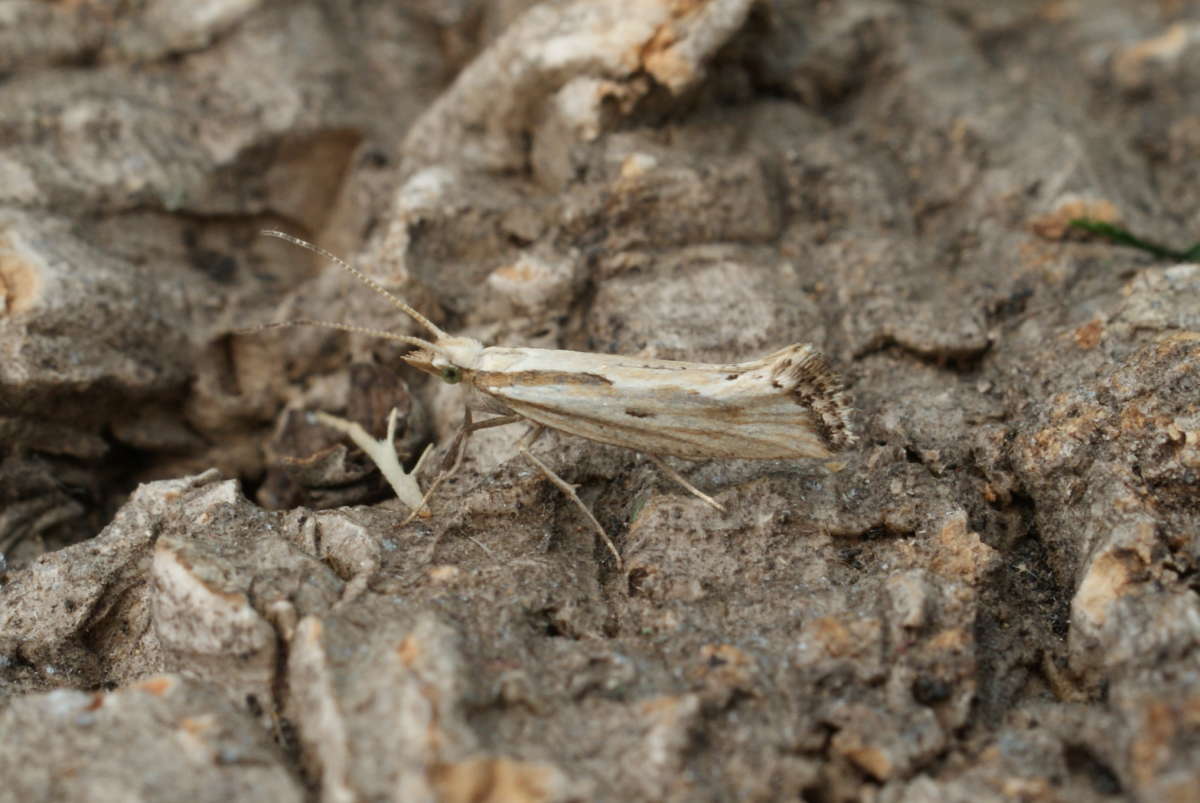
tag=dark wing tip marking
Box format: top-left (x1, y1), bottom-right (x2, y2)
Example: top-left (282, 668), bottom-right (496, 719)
top-left (625, 409), bottom-right (656, 418)
top-left (770, 345), bottom-right (857, 451)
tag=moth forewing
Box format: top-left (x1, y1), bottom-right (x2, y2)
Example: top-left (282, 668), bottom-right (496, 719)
top-left (459, 344), bottom-right (854, 461)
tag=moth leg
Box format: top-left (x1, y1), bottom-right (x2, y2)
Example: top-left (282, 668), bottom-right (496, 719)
top-left (438, 406), bottom-right (475, 476)
top-left (516, 426), bottom-right (623, 568)
top-left (401, 412), bottom-right (524, 525)
top-left (442, 412), bottom-right (525, 474)
top-left (643, 453), bottom-right (726, 512)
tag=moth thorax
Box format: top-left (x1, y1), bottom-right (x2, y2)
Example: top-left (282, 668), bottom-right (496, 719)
top-left (438, 336), bottom-right (486, 369)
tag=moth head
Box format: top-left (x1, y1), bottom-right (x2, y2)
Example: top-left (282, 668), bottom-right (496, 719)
top-left (402, 336), bottom-right (484, 385)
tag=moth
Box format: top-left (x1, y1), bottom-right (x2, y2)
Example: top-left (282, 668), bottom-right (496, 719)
top-left (260, 231), bottom-right (856, 567)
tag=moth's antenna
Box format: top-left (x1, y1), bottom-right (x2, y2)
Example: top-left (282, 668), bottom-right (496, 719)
top-left (261, 230), bottom-right (449, 341)
top-left (237, 320), bottom-right (449, 358)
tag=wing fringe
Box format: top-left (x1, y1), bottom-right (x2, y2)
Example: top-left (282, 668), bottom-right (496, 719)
top-left (768, 345), bottom-right (857, 451)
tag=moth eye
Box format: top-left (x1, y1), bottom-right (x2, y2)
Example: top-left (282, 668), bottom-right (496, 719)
top-left (441, 365), bottom-right (462, 384)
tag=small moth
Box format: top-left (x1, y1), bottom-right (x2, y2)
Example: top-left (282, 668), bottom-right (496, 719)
top-left (260, 232), bottom-right (856, 566)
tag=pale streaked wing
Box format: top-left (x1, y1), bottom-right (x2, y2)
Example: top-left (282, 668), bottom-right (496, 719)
top-left (471, 345), bottom-right (854, 460)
